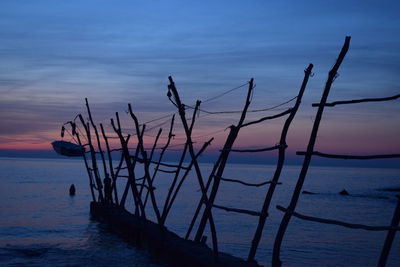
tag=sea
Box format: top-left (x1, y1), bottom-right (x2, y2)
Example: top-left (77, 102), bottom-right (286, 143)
top-left (0, 157), bottom-right (399, 266)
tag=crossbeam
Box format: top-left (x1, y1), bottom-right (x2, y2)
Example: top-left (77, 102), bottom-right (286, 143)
top-left (296, 151), bottom-right (400, 160)
top-left (213, 204), bottom-right (261, 216)
top-left (312, 93), bottom-right (400, 107)
top-left (277, 206), bottom-right (400, 231)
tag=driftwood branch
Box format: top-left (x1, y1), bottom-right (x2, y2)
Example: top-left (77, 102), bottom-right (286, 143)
top-left (312, 93), bottom-right (400, 107)
top-left (276, 205), bottom-right (400, 231)
top-left (224, 144), bottom-right (285, 153)
top-left (219, 176), bottom-right (281, 187)
top-left (158, 169), bottom-right (177, 174)
top-left (213, 204), bottom-right (261, 216)
top-left (241, 109), bottom-right (292, 128)
top-left (296, 151), bottom-right (400, 160)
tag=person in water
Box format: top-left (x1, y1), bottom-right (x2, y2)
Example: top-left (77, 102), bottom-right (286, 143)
top-left (69, 184), bottom-right (76, 196)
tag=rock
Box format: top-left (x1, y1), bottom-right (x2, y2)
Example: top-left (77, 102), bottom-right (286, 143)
top-left (339, 189), bottom-right (349, 196)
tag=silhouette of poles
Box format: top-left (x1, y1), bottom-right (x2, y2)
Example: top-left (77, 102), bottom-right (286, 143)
top-left (247, 63), bottom-right (313, 262)
top-left (185, 156), bottom-right (222, 240)
top-left (85, 99), bottom-right (110, 202)
top-left (272, 36), bottom-right (350, 267)
top-left (194, 78), bottom-right (254, 243)
top-left (100, 123), bottom-right (119, 205)
top-left (160, 101), bottom-right (201, 225)
top-left (139, 127), bottom-right (162, 198)
top-left (163, 137), bottom-right (214, 224)
top-left (378, 196), bottom-right (400, 267)
top-left (128, 104), bottom-right (161, 223)
top-left (111, 112), bottom-right (146, 218)
top-left (119, 128), bottom-right (142, 210)
top-left (143, 116), bottom-right (175, 208)
top-left (66, 121), bottom-right (96, 202)
top-left (78, 115), bottom-right (104, 202)
top-left (167, 76), bottom-right (220, 262)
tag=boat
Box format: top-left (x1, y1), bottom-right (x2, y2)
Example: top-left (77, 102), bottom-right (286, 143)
top-left (51, 140), bottom-right (84, 157)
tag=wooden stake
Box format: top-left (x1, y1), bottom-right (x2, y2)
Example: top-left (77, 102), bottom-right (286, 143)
top-left (378, 196), bottom-right (400, 267)
top-left (248, 64), bottom-right (313, 261)
top-left (272, 36), bottom-right (350, 267)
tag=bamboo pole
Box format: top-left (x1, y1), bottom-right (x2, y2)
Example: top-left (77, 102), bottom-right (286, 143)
top-left (247, 64), bottom-right (313, 261)
top-left (272, 36), bottom-right (351, 267)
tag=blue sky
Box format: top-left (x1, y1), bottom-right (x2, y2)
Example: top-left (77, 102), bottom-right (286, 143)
top-left (0, 0), bottom-right (399, 160)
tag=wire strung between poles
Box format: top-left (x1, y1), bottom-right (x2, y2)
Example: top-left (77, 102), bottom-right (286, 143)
top-left (184, 95), bottom-right (298, 115)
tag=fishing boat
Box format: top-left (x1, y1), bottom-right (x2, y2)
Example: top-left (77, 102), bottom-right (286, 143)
top-left (52, 140), bottom-right (84, 157)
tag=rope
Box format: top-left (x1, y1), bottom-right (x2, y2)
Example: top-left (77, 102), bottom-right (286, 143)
top-left (202, 82), bottom-right (249, 103)
top-left (184, 95), bottom-right (297, 115)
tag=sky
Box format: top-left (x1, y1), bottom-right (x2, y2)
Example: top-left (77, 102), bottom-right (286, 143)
top-left (0, 0), bottom-right (399, 164)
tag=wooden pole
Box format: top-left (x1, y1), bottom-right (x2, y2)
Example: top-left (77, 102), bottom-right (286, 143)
top-left (143, 115), bottom-right (175, 208)
top-left (100, 123), bottom-right (118, 205)
top-left (69, 121), bottom-right (96, 202)
top-left (85, 98), bottom-right (109, 197)
top-left (128, 104), bottom-right (161, 223)
top-left (139, 128), bottom-right (162, 198)
top-left (111, 113), bottom-right (146, 218)
top-left (163, 138), bottom-right (214, 223)
top-left (247, 64), bottom-right (313, 261)
top-left (161, 100), bottom-right (201, 225)
top-left (168, 76), bottom-right (220, 262)
top-left (378, 196), bottom-right (400, 267)
top-left (79, 115), bottom-right (104, 201)
top-left (194, 78), bottom-right (254, 243)
top-left (272, 36), bottom-right (350, 267)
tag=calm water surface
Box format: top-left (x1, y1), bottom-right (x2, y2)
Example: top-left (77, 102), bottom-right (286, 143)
top-left (0, 157), bottom-right (399, 266)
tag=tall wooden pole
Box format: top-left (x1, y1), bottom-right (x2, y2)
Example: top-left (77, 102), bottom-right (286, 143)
top-left (247, 64), bottom-right (313, 261)
top-left (378, 196), bottom-right (400, 267)
top-left (272, 36), bottom-right (350, 267)
top-left (194, 78), bottom-right (254, 242)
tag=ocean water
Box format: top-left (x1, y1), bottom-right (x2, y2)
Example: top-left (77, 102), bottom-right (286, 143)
top-left (0, 157), bottom-right (399, 266)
